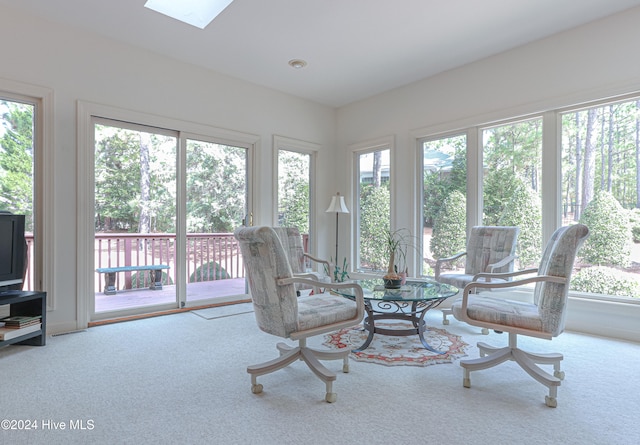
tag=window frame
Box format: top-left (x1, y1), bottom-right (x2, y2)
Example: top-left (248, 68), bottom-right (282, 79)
top-left (414, 94), bottom-right (640, 304)
top-left (0, 80), bottom-right (54, 309)
top-left (350, 135), bottom-right (394, 273)
top-left (272, 135), bottom-right (318, 252)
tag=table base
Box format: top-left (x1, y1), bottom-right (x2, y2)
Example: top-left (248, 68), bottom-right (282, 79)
top-left (354, 299), bottom-right (446, 354)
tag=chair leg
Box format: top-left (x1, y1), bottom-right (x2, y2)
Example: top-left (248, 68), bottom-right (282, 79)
top-left (461, 334), bottom-right (563, 407)
top-left (247, 347), bottom-right (302, 394)
top-left (442, 308), bottom-right (451, 325)
top-left (307, 346), bottom-right (351, 373)
top-left (300, 348), bottom-right (338, 403)
top-left (248, 340), bottom-right (350, 403)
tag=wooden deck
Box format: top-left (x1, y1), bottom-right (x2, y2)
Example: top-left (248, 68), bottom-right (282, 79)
top-left (94, 278), bottom-right (247, 313)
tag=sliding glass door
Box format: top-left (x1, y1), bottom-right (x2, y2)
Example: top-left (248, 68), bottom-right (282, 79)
top-left (184, 138), bottom-right (248, 305)
top-left (91, 119), bottom-right (251, 317)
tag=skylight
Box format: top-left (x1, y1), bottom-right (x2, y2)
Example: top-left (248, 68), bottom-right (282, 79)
top-left (144, 0), bottom-right (234, 29)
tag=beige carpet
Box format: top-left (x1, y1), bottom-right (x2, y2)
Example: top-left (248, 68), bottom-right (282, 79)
top-left (1, 307), bottom-right (639, 444)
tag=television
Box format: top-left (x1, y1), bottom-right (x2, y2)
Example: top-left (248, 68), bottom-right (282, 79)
top-left (0, 213), bottom-right (26, 291)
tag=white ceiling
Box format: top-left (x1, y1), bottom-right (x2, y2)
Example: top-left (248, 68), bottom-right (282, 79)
top-left (3, 0), bottom-right (640, 107)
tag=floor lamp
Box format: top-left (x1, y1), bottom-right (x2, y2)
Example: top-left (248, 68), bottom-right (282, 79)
top-left (325, 192), bottom-right (350, 263)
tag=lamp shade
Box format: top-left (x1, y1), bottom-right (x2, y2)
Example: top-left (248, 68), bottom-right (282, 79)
top-left (325, 193), bottom-right (349, 214)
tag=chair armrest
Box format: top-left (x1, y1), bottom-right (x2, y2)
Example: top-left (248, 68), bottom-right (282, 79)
top-left (463, 273), bottom-right (565, 296)
top-left (487, 254), bottom-right (518, 273)
top-left (435, 251), bottom-right (467, 279)
top-left (302, 253), bottom-right (332, 281)
top-left (472, 267), bottom-right (538, 282)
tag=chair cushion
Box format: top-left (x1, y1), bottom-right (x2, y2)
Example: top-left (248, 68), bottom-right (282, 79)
top-left (296, 293), bottom-right (358, 332)
top-left (451, 294), bottom-right (543, 332)
top-left (437, 273), bottom-right (507, 291)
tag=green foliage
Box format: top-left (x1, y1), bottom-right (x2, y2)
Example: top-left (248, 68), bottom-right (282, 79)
top-left (359, 184), bottom-right (391, 270)
top-left (324, 257), bottom-right (350, 282)
top-left (483, 170), bottom-right (523, 224)
top-left (189, 262), bottom-right (230, 282)
top-left (431, 191), bottom-right (466, 259)
top-left (571, 266), bottom-right (640, 298)
top-left (279, 181), bottom-right (309, 234)
top-left (423, 146), bottom-right (466, 226)
top-left (579, 190), bottom-right (631, 267)
top-left (186, 142), bottom-right (246, 233)
top-left (278, 150), bottom-right (310, 234)
top-left (629, 208), bottom-right (640, 243)
top-left (94, 127), bottom-right (144, 231)
top-left (0, 101), bottom-right (34, 228)
top-left (495, 178), bottom-right (542, 268)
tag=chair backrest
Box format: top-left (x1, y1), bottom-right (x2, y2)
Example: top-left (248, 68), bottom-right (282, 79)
top-left (465, 226), bottom-right (520, 275)
top-left (234, 226), bottom-right (298, 338)
top-left (534, 224), bottom-right (589, 336)
top-left (272, 227), bottom-right (305, 274)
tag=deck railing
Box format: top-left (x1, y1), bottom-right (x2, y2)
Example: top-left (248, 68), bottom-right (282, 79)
top-left (93, 233), bottom-right (245, 292)
top-left (21, 231), bottom-right (309, 293)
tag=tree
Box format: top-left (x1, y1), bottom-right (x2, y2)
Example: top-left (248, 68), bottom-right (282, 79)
top-left (186, 142), bottom-right (245, 233)
top-left (94, 126), bottom-right (143, 231)
top-left (430, 190), bottom-right (466, 260)
top-left (579, 190), bottom-right (631, 267)
top-left (277, 150), bottom-right (310, 234)
top-left (497, 178), bottom-right (542, 268)
top-left (0, 101), bottom-right (33, 225)
top-left (359, 184), bottom-right (390, 270)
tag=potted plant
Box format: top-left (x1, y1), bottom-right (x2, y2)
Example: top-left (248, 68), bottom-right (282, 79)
top-left (324, 257), bottom-right (350, 283)
top-left (382, 228), bottom-right (417, 288)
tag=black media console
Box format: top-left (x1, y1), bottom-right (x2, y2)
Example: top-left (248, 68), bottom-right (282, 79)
top-left (0, 290), bottom-right (47, 347)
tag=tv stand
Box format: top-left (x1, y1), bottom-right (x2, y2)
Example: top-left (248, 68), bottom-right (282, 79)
top-left (0, 290), bottom-right (46, 347)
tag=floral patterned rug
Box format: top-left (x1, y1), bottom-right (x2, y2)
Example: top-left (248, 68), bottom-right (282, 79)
top-left (323, 322), bottom-right (469, 367)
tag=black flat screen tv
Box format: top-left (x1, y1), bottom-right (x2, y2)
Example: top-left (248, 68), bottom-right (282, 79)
top-left (0, 213), bottom-right (26, 291)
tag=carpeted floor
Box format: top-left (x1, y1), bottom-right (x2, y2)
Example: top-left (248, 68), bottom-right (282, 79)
top-left (1, 307), bottom-right (639, 445)
top-left (191, 302), bottom-right (253, 320)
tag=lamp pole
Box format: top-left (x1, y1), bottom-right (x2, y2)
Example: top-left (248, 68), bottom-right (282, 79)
top-left (325, 192), bottom-right (349, 265)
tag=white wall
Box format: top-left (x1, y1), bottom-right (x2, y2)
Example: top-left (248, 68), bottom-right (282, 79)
top-left (0, 5), bottom-right (338, 333)
top-left (335, 7), bottom-right (640, 342)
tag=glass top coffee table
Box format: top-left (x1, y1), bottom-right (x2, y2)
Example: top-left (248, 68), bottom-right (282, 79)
top-left (335, 278), bottom-right (458, 354)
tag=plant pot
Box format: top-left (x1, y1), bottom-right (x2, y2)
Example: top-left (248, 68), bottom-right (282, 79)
top-left (383, 278), bottom-right (402, 289)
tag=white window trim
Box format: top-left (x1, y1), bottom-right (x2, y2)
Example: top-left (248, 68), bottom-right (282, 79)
top-left (272, 134), bottom-right (319, 252)
top-left (77, 100), bottom-right (259, 326)
top-left (0, 78), bottom-right (54, 311)
top-left (350, 135), bottom-right (395, 272)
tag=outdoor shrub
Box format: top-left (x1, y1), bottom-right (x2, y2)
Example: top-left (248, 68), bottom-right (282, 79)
top-left (629, 208), bottom-right (640, 243)
top-left (495, 179), bottom-right (542, 268)
top-left (431, 190), bottom-right (466, 260)
top-left (189, 261), bottom-right (230, 282)
top-left (571, 266), bottom-right (640, 298)
top-left (359, 185), bottom-right (391, 270)
top-left (579, 190), bottom-right (631, 267)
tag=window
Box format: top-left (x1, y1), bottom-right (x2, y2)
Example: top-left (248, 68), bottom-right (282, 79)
top-left (356, 147), bottom-right (391, 272)
top-left (420, 134), bottom-right (466, 276)
top-left (274, 135), bottom-right (317, 255)
top-left (416, 94), bottom-right (640, 301)
top-left (277, 149), bottom-right (311, 235)
top-left (482, 118), bottom-right (543, 269)
top-left (0, 97), bottom-right (35, 290)
top-left (561, 98), bottom-right (640, 298)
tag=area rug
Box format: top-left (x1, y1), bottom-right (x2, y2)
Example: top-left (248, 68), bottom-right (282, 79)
top-left (323, 322), bottom-right (468, 367)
